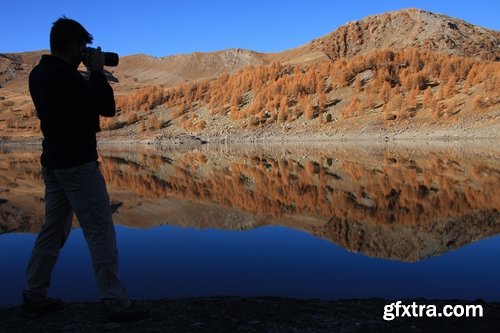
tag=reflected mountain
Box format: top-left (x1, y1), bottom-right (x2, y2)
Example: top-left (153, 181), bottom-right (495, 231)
top-left (1, 143), bottom-right (499, 262)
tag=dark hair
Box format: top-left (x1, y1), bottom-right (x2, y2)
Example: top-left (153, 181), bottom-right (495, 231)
top-left (50, 16), bottom-right (93, 53)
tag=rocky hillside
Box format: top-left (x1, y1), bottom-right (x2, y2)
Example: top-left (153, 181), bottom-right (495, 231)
top-left (109, 8), bottom-right (500, 87)
top-left (1, 9), bottom-right (498, 90)
top-left (302, 8), bottom-right (500, 61)
top-left (0, 51), bottom-right (46, 93)
top-left (0, 8), bottom-right (499, 141)
top-left (112, 49), bottom-right (269, 90)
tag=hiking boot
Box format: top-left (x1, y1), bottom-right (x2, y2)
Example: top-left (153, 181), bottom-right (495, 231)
top-left (103, 299), bottom-right (150, 322)
top-left (22, 292), bottom-right (64, 319)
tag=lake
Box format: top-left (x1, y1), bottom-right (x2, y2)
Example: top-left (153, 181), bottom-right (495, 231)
top-left (1, 142), bottom-right (499, 306)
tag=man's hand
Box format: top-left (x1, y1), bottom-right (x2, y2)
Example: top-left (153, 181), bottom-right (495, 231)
top-left (88, 47), bottom-right (105, 72)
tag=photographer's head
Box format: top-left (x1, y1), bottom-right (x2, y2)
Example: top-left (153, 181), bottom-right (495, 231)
top-left (50, 17), bottom-right (92, 67)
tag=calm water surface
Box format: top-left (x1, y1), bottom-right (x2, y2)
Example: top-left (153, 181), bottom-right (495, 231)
top-left (1, 142), bottom-right (499, 305)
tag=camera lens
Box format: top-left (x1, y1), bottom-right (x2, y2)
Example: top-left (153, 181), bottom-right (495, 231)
top-left (104, 52), bottom-right (119, 67)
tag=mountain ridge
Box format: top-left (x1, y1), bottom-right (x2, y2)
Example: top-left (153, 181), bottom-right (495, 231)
top-left (1, 8), bottom-right (498, 91)
top-left (305, 8), bottom-right (499, 60)
top-left (0, 8), bottom-right (499, 141)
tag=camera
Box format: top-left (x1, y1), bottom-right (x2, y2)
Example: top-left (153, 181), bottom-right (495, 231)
top-left (82, 47), bottom-right (119, 67)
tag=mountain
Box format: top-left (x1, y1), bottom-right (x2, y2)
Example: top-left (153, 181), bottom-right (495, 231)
top-left (300, 8), bottom-right (499, 61)
top-left (3, 9), bottom-right (497, 90)
top-left (0, 51), bottom-right (46, 93)
top-left (0, 8), bottom-right (499, 141)
top-left (112, 49), bottom-right (269, 89)
top-left (117, 7), bottom-right (499, 86)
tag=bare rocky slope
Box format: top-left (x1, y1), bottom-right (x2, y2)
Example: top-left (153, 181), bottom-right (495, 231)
top-left (299, 8), bottom-right (500, 61)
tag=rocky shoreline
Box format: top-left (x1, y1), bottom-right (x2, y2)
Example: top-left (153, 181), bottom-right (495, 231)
top-left (1, 297), bottom-right (499, 332)
top-left (1, 110), bottom-right (500, 147)
top-left (2, 129), bottom-right (500, 148)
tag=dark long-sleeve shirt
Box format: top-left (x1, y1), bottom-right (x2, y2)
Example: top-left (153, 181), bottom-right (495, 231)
top-left (29, 55), bottom-right (115, 169)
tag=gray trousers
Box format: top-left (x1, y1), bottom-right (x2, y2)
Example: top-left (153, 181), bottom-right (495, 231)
top-left (25, 161), bottom-right (129, 304)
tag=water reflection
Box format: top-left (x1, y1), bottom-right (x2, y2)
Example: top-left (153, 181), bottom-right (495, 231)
top-left (1, 143), bottom-right (499, 262)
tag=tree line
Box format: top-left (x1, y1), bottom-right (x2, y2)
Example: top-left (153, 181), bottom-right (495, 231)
top-left (110, 47), bottom-right (499, 131)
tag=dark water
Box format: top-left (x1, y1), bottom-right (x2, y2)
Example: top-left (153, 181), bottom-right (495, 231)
top-left (1, 142), bottom-right (499, 305)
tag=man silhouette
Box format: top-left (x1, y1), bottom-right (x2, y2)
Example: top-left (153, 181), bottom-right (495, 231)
top-left (24, 17), bottom-right (147, 322)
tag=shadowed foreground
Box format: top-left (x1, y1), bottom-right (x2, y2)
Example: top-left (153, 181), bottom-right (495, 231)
top-left (0, 297), bottom-right (499, 333)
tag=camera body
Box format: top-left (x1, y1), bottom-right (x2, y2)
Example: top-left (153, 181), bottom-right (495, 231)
top-left (82, 47), bottom-right (119, 67)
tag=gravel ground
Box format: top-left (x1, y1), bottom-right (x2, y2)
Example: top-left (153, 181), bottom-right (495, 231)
top-left (1, 297), bottom-right (499, 333)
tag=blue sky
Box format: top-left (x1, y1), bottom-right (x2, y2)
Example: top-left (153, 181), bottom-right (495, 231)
top-left (2, 0), bottom-right (499, 57)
